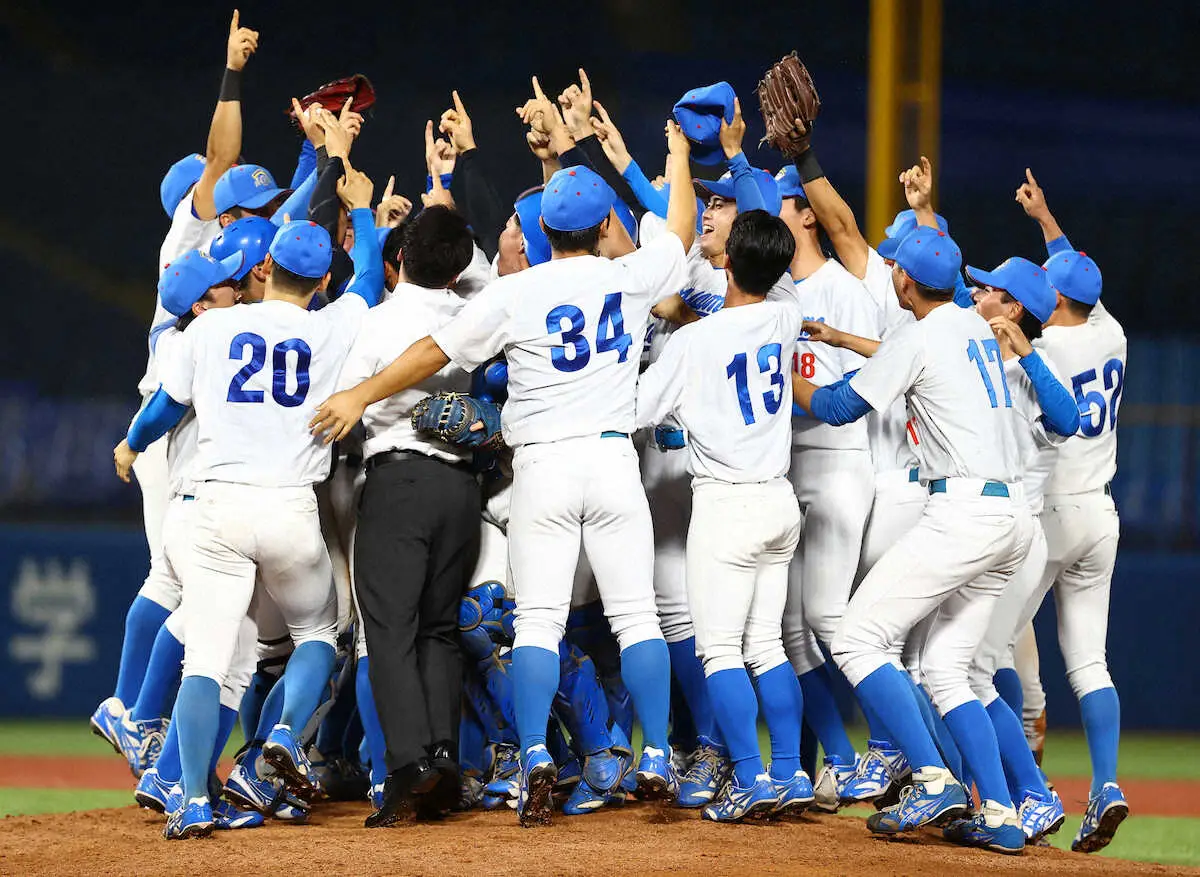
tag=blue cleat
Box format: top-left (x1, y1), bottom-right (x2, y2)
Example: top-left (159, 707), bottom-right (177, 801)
top-left (89, 697), bottom-right (125, 756)
top-left (842, 741), bottom-right (910, 805)
top-left (213, 799), bottom-right (265, 830)
top-left (866, 772), bottom-right (971, 834)
top-left (1018, 788), bottom-right (1065, 843)
top-left (702, 774), bottom-right (778, 823)
top-left (223, 760), bottom-right (311, 818)
top-left (163, 797), bottom-right (213, 840)
top-left (812, 753), bottom-right (858, 812)
top-left (677, 740), bottom-right (728, 809)
top-left (134, 767), bottom-right (173, 813)
top-left (516, 745), bottom-right (557, 828)
top-left (116, 714), bottom-right (167, 778)
top-left (943, 804), bottom-right (1026, 854)
top-left (771, 768), bottom-right (815, 816)
top-left (1071, 782), bottom-right (1129, 853)
top-left (562, 748), bottom-right (626, 815)
top-left (555, 756), bottom-right (582, 792)
top-left (635, 747), bottom-right (678, 802)
top-left (369, 781), bottom-right (385, 811)
top-left (262, 724), bottom-right (320, 797)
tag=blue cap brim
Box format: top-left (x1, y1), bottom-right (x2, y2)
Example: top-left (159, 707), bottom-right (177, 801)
top-left (214, 251), bottom-right (245, 283)
top-left (965, 265), bottom-right (1002, 289)
top-left (694, 178), bottom-right (737, 201)
top-left (877, 236), bottom-right (901, 260)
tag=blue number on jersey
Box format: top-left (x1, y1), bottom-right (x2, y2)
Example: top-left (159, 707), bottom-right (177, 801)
top-left (727, 343), bottom-right (785, 426)
top-left (1072, 357), bottom-right (1125, 436)
top-left (226, 333), bottom-right (312, 407)
top-left (966, 338), bottom-right (1013, 409)
top-left (546, 293), bottom-right (631, 373)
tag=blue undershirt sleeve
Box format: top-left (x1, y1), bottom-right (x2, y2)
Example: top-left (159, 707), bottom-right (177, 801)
top-left (726, 152), bottom-right (765, 214)
top-left (127, 387), bottom-right (188, 452)
top-left (271, 169), bottom-right (318, 227)
top-left (1019, 350), bottom-right (1081, 437)
top-left (621, 159), bottom-right (670, 219)
top-left (1045, 234), bottom-right (1073, 256)
top-left (289, 139), bottom-right (318, 190)
top-left (809, 377), bottom-right (872, 426)
top-left (341, 208), bottom-right (384, 307)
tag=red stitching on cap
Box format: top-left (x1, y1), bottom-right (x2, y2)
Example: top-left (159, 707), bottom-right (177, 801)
top-left (568, 170), bottom-right (576, 176)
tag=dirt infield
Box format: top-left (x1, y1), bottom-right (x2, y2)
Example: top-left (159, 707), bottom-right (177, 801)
top-left (1, 801), bottom-right (1196, 877)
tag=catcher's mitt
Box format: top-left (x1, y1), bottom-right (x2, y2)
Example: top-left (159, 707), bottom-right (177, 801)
top-left (756, 52), bottom-right (821, 157)
top-left (411, 392), bottom-right (503, 450)
top-left (287, 74), bottom-right (376, 124)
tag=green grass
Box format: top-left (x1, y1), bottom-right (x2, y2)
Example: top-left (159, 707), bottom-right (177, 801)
top-left (0, 720), bottom-right (244, 759)
top-left (1045, 814), bottom-right (1200, 868)
top-left (0, 788), bottom-right (132, 818)
top-left (1041, 731), bottom-right (1200, 782)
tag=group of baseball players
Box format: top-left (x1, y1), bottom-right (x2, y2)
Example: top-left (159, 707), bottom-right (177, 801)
top-left (89, 13), bottom-right (1129, 858)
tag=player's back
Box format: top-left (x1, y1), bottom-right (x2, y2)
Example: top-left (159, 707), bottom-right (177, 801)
top-left (1036, 305), bottom-right (1126, 493)
top-left (166, 296), bottom-right (365, 487)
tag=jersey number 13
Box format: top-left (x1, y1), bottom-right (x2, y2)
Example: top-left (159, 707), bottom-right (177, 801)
top-left (226, 332), bottom-right (312, 408)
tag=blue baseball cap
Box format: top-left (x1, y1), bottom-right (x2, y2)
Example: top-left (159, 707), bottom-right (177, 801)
top-left (160, 154), bottom-right (206, 218)
top-left (269, 220), bottom-right (333, 279)
top-left (514, 186), bottom-right (551, 266)
top-left (773, 166), bottom-right (808, 202)
top-left (208, 216), bottom-right (277, 281)
top-left (213, 164), bottom-right (285, 215)
top-left (885, 208), bottom-right (948, 238)
top-left (967, 257), bottom-right (1056, 323)
top-left (694, 168), bottom-right (783, 217)
top-left (877, 234), bottom-right (903, 261)
top-left (1043, 250), bottom-right (1102, 306)
top-left (541, 166), bottom-right (615, 233)
top-left (158, 249), bottom-right (243, 317)
top-left (893, 227), bottom-right (962, 290)
top-left (672, 82), bottom-right (736, 166)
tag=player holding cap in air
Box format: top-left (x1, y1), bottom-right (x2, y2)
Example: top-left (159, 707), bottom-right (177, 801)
top-left (311, 121), bottom-right (699, 827)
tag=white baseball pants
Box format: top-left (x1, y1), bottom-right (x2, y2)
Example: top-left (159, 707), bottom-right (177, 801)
top-left (641, 443), bottom-right (694, 644)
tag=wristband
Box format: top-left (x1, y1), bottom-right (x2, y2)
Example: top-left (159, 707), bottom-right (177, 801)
top-left (794, 149), bottom-right (825, 184)
top-left (219, 67), bottom-right (243, 102)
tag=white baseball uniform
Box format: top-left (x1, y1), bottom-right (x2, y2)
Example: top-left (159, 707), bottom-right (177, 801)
top-left (1033, 301), bottom-right (1126, 699)
top-left (635, 297), bottom-right (803, 677)
top-left (431, 233), bottom-right (687, 655)
top-left (158, 293), bottom-right (367, 684)
top-left (832, 303), bottom-right (1034, 717)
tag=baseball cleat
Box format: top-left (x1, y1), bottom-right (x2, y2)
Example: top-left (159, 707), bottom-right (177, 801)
top-left (89, 697), bottom-right (125, 756)
top-left (811, 754), bottom-right (857, 812)
top-left (134, 767), bottom-right (173, 813)
top-left (1017, 788), bottom-right (1065, 843)
top-left (223, 761), bottom-right (310, 818)
top-left (842, 741), bottom-right (910, 805)
top-left (635, 747), bottom-right (678, 802)
top-left (163, 797), bottom-right (213, 840)
top-left (562, 748), bottom-right (625, 815)
top-left (1071, 782), bottom-right (1129, 853)
top-left (770, 769), bottom-right (815, 816)
top-left (213, 799), bottom-right (265, 830)
top-left (555, 756), bottom-right (582, 792)
top-left (702, 774), bottom-right (778, 823)
top-left (517, 745), bottom-right (557, 828)
top-left (865, 773), bottom-right (970, 834)
top-left (262, 724), bottom-right (320, 796)
top-left (369, 781), bottom-right (385, 811)
top-left (943, 804), bottom-right (1026, 854)
top-left (677, 740), bottom-right (729, 809)
top-left (116, 714), bottom-right (167, 778)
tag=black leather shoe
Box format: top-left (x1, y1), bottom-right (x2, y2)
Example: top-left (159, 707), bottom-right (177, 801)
top-left (416, 742), bottom-right (461, 818)
top-left (364, 759), bottom-right (440, 828)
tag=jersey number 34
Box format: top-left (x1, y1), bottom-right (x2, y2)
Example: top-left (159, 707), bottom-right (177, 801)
top-left (226, 332), bottom-right (312, 407)
top-left (546, 293), bottom-right (632, 373)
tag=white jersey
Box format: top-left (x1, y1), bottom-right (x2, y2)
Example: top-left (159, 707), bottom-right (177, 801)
top-left (849, 303), bottom-right (1023, 484)
top-left (1004, 354), bottom-right (1071, 514)
top-left (790, 260), bottom-right (879, 451)
top-left (159, 295), bottom-right (367, 487)
top-left (860, 246), bottom-right (918, 472)
top-left (139, 190), bottom-right (221, 395)
top-left (636, 300), bottom-right (803, 484)
top-left (432, 233), bottom-right (687, 448)
top-left (337, 283), bottom-right (471, 464)
top-left (155, 328), bottom-right (201, 498)
top-left (1035, 302), bottom-right (1126, 494)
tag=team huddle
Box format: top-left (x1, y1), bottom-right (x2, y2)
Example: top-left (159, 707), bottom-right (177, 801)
top-left (91, 12), bottom-right (1128, 858)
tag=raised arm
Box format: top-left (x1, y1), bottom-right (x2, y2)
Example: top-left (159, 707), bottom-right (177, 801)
top-left (1015, 168), bottom-right (1069, 252)
top-left (803, 319), bottom-right (880, 358)
top-left (720, 98), bottom-right (766, 214)
top-left (337, 168), bottom-right (384, 307)
top-left (442, 91), bottom-right (508, 258)
top-left (791, 149), bottom-right (870, 278)
top-left (664, 121), bottom-right (696, 250)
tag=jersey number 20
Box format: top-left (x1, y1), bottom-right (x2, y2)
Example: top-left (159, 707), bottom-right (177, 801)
top-left (727, 343), bottom-right (784, 426)
top-left (546, 293), bottom-right (632, 373)
top-left (226, 332), bottom-right (312, 408)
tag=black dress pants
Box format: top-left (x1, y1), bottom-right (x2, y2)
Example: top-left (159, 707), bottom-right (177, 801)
top-left (354, 454), bottom-right (480, 772)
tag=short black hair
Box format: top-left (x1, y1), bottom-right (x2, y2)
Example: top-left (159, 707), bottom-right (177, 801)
top-left (913, 278), bottom-right (956, 301)
top-left (544, 219), bottom-right (604, 256)
top-left (725, 210), bottom-right (796, 295)
top-left (382, 222), bottom-right (406, 271)
top-left (400, 206), bottom-right (474, 289)
top-left (270, 261), bottom-right (323, 297)
top-left (999, 291), bottom-right (1044, 341)
top-left (1064, 296), bottom-right (1095, 319)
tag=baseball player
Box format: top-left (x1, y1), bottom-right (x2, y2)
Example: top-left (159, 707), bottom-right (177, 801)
top-left (793, 227), bottom-right (1035, 854)
top-left (120, 166), bottom-right (383, 839)
top-left (1017, 169), bottom-right (1129, 853)
top-left (635, 209), bottom-right (811, 822)
top-left (311, 123), bottom-right (698, 826)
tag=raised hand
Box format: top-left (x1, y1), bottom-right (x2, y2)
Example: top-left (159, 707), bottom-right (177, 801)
top-left (338, 166), bottom-right (375, 211)
top-left (719, 96), bottom-right (747, 160)
top-left (899, 155), bottom-right (933, 212)
top-left (666, 119), bottom-right (690, 159)
top-left (1015, 167), bottom-right (1050, 221)
top-left (423, 121), bottom-right (456, 208)
top-left (339, 96), bottom-right (365, 142)
top-left (526, 129), bottom-right (555, 161)
top-left (439, 90), bottom-right (477, 154)
top-left (375, 176), bottom-right (412, 228)
top-left (516, 76), bottom-right (563, 135)
top-left (291, 97), bottom-right (324, 147)
top-left (558, 68), bottom-right (594, 139)
top-left (227, 9), bottom-right (259, 72)
top-left (316, 107), bottom-right (351, 160)
top-left (590, 100), bottom-right (631, 173)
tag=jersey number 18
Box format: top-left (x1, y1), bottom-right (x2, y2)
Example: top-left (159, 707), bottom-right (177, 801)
top-left (226, 332), bottom-right (312, 408)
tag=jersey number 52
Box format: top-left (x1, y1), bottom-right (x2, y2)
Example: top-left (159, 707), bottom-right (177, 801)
top-left (1071, 358), bottom-right (1124, 436)
top-left (546, 293), bottom-right (632, 373)
top-left (226, 332), bottom-right (312, 408)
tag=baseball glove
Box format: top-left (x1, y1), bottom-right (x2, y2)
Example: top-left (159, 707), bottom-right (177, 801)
top-left (287, 74), bottom-right (376, 124)
top-left (756, 52), bottom-right (821, 157)
top-left (411, 392), bottom-right (503, 450)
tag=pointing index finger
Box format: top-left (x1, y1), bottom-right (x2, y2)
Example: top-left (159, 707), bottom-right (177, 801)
top-left (1025, 167), bottom-right (1038, 187)
top-left (230, 9), bottom-right (239, 33)
top-left (383, 175), bottom-right (395, 200)
top-left (532, 76), bottom-right (546, 102)
top-left (579, 68), bottom-right (591, 96)
top-left (452, 89), bottom-right (466, 115)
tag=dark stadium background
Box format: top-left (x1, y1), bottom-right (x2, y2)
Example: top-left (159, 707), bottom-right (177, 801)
top-left (1, 2), bottom-right (1197, 725)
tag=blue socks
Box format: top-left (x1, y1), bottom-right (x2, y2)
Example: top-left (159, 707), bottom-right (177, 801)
top-left (986, 697), bottom-right (1048, 800)
top-left (854, 665), bottom-right (943, 769)
top-left (212, 704), bottom-right (238, 775)
top-left (906, 675), bottom-right (965, 780)
top-left (355, 657), bottom-right (387, 786)
top-left (156, 705), bottom-right (182, 784)
top-left (666, 638), bottom-right (718, 743)
top-left (619, 638), bottom-right (671, 751)
top-left (279, 641), bottom-right (335, 731)
top-left (129, 625), bottom-right (183, 723)
top-left (1080, 687), bottom-right (1120, 797)
top-left (993, 668), bottom-right (1024, 718)
top-left (113, 596), bottom-right (171, 706)
top-left (944, 700), bottom-right (1011, 807)
top-left (799, 666), bottom-right (855, 762)
top-left (239, 671), bottom-right (275, 744)
top-left (859, 696), bottom-right (896, 748)
top-left (706, 668), bottom-right (763, 786)
top-left (512, 645), bottom-right (559, 753)
top-left (175, 676), bottom-right (220, 801)
top-left (755, 663), bottom-right (803, 780)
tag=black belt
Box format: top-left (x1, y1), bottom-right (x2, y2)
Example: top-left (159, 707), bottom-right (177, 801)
top-left (365, 449), bottom-right (472, 474)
